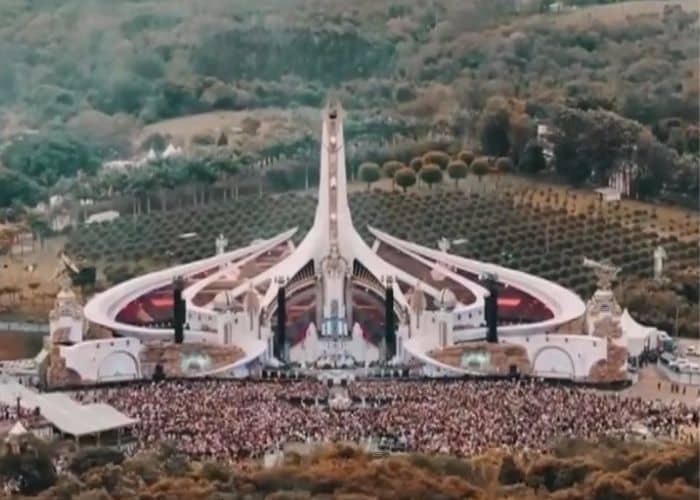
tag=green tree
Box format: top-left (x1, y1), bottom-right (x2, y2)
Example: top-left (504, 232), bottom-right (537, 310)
top-left (554, 139), bottom-right (591, 186)
top-left (0, 438), bottom-right (57, 495)
top-left (24, 211), bottom-right (51, 250)
top-left (359, 162), bottom-right (381, 190)
top-left (457, 150), bottom-right (475, 165)
top-left (265, 167), bottom-right (292, 192)
top-left (69, 447), bottom-right (125, 476)
top-left (151, 161), bottom-right (176, 211)
top-left (101, 75), bottom-right (151, 115)
top-left (471, 157), bottom-right (491, 188)
top-left (409, 157), bottom-right (423, 172)
top-left (634, 132), bottom-right (675, 199)
top-left (685, 126), bottom-right (699, 154)
top-left (394, 167), bottom-right (417, 193)
top-left (479, 98), bottom-right (511, 157)
top-left (187, 159), bottom-right (218, 205)
top-left (495, 157), bottom-right (513, 173)
top-left (208, 154), bottom-right (240, 201)
top-left (0, 171), bottom-right (43, 208)
top-left (419, 163), bottom-right (443, 189)
top-left (382, 160), bottom-right (404, 190)
top-left (551, 107), bottom-right (640, 185)
top-left (126, 167), bottom-right (153, 216)
top-left (447, 160), bottom-right (468, 188)
top-left (422, 151), bottom-right (450, 170)
top-left (519, 141), bottom-right (547, 174)
top-left (2, 132), bottom-right (100, 187)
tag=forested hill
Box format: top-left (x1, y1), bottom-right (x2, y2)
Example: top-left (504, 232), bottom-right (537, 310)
top-left (1, 0), bottom-right (697, 128)
top-left (0, 0), bottom-right (698, 208)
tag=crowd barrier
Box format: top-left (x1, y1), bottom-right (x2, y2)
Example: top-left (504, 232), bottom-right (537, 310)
top-left (42, 367), bottom-right (633, 394)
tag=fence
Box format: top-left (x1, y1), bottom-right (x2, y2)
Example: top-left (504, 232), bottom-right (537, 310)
top-left (657, 361), bottom-right (700, 386)
top-left (0, 321), bottom-right (49, 334)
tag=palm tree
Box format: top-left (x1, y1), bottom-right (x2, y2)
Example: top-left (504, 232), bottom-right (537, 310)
top-left (152, 161), bottom-right (174, 211)
top-left (167, 158), bottom-right (191, 209)
top-left (24, 212), bottom-right (50, 251)
top-left (208, 154), bottom-right (239, 201)
top-left (187, 160), bottom-right (218, 206)
top-left (127, 168), bottom-right (155, 216)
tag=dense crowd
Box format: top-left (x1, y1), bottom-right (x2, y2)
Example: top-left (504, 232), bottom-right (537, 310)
top-left (0, 402), bottom-right (44, 427)
top-left (77, 379), bottom-right (699, 463)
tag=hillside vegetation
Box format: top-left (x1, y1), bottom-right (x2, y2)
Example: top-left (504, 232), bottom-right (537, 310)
top-left (4, 439), bottom-right (698, 499)
top-left (0, 0), bottom-right (698, 211)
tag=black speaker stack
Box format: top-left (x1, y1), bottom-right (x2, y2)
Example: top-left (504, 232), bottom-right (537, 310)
top-left (484, 276), bottom-right (499, 344)
top-left (173, 276), bottom-right (186, 344)
top-left (153, 363), bottom-right (166, 381)
top-left (384, 286), bottom-right (396, 359)
top-left (275, 286), bottom-right (286, 361)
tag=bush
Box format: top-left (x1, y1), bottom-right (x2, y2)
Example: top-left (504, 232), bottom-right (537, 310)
top-left (498, 455), bottom-right (524, 485)
top-left (422, 150), bottom-right (450, 170)
top-left (471, 157), bottom-right (491, 182)
top-left (199, 461), bottom-right (233, 483)
top-left (419, 163), bottom-right (443, 189)
top-left (495, 157), bottom-right (514, 173)
top-left (447, 160), bottom-right (468, 187)
top-left (69, 447), bottom-right (125, 476)
top-left (457, 150), bottom-right (475, 165)
top-left (0, 439), bottom-right (56, 495)
top-left (394, 167), bottom-right (417, 193)
top-left (409, 157), bottom-right (423, 172)
top-left (358, 162), bottom-right (381, 190)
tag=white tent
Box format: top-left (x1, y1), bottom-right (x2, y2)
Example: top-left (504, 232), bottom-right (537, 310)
top-left (162, 143), bottom-right (182, 159)
top-left (86, 210), bottom-right (120, 225)
top-left (621, 309), bottom-right (666, 357)
top-left (7, 421), bottom-right (27, 438)
top-left (0, 381), bottom-right (137, 438)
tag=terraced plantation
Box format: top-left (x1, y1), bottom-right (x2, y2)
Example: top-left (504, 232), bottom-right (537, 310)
top-left (65, 189), bottom-right (699, 302)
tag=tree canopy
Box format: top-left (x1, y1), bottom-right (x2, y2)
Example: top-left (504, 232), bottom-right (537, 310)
top-left (2, 132), bottom-right (100, 187)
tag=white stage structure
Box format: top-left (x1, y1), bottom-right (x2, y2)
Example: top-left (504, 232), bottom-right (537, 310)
top-left (78, 100), bottom-right (662, 382)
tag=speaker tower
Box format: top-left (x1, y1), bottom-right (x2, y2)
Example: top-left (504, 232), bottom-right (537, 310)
top-left (173, 276), bottom-right (186, 344)
top-left (384, 285), bottom-right (396, 359)
top-left (275, 286), bottom-right (286, 361)
top-left (484, 275), bottom-right (499, 344)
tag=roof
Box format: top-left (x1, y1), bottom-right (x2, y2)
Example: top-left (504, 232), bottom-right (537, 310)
top-left (0, 381), bottom-right (137, 437)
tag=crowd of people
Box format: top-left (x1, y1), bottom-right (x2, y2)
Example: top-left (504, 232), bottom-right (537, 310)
top-left (77, 378), bottom-right (699, 463)
top-left (0, 402), bottom-right (44, 427)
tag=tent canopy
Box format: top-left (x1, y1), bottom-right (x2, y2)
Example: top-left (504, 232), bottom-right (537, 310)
top-left (0, 381), bottom-right (137, 437)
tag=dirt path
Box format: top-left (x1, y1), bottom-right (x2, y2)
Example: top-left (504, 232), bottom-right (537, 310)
top-left (0, 236), bottom-right (66, 318)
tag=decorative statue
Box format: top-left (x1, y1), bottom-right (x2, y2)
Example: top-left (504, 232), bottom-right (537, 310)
top-left (59, 274), bottom-right (73, 294)
top-left (653, 245), bottom-right (667, 282)
top-left (215, 233), bottom-right (228, 255)
top-left (321, 243), bottom-right (348, 277)
top-left (583, 258), bottom-right (620, 291)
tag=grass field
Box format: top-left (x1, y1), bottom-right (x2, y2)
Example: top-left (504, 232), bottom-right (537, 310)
top-left (550, 0), bottom-right (699, 26)
top-left (138, 107), bottom-right (319, 152)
